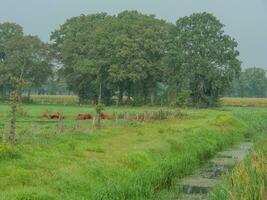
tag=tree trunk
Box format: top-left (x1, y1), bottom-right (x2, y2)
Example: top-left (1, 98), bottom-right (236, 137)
top-left (9, 84), bottom-right (20, 144)
top-left (98, 82), bottom-right (102, 105)
top-left (27, 87), bottom-right (32, 100)
top-left (150, 92), bottom-right (155, 106)
top-left (9, 99), bottom-right (17, 144)
top-left (118, 87), bottom-right (123, 106)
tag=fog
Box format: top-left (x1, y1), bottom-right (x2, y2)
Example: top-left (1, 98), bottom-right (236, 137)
top-left (0, 0), bottom-right (266, 68)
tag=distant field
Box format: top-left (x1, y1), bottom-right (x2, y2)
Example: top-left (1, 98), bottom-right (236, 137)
top-left (28, 95), bottom-right (267, 108)
top-left (221, 97), bottom-right (267, 107)
top-left (30, 95), bottom-right (79, 105)
top-left (0, 104), bottom-right (267, 200)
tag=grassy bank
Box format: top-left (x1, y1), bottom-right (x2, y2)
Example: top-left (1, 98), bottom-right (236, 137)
top-left (0, 105), bottom-right (266, 200)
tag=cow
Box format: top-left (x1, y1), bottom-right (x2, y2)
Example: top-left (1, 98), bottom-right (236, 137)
top-left (99, 113), bottom-right (113, 120)
top-left (41, 112), bottom-right (64, 119)
top-left (40, 114), bottom-right (50, 119)
top-left (76, 114), bottom-right (93, 120)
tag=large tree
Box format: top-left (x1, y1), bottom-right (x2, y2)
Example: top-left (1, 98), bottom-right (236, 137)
top-left (51, 11), bottom-right (169, 105)
top-left (166, 12), bottom-right (241, 107)
top-left (51, 13), bottom-right (115, 104)
top-left (108, 11), bottom-right (169, 105)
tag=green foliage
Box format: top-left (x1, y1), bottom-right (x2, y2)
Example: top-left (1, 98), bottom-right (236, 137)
top-left (96, 103), bottom-right (105, 114)
top-left (227, 67), bottom-right (267, 97)
top-left (51, 11), bottom-right (170, 105)
top-left (0, 22), bottom-right (53, 98)
top-left (51, 11), bottom-right (241, 107)
top-left (164, 12), bottom-right (241, 107)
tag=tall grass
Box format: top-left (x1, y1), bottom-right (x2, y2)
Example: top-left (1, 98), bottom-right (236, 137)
top-left (209, 135), bottom-right (267, 200)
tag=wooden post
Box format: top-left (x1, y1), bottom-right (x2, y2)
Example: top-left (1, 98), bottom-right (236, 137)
top-left (144, 112), bottom-right (146, 122)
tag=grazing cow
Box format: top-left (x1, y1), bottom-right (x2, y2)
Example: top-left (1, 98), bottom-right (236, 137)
top-left (77, 114), bottom-right (93, 120)
top-left (135, 115), bottom-right (144, 122)
top-left (40, 114), bottom-right (50, 119)
top-left (99, 113), bottom-right (113, 120)
top-left (41, 112), bottom-right (64, 119)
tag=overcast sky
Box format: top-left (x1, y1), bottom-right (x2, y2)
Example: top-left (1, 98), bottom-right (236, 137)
top-left (0, 0), bottom-right (266, 68)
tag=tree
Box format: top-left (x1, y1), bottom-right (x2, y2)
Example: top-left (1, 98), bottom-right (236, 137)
top-left (51, 11), bottom-right (169, 105)
top-left (0, 23), bottom-right (23, 97)
top-left (227, 67), bottom-right (267, 97)
top-left (0, 22), bottom-right (52, 144)
top-left (51, 13), bottom-right (115, 105)
top-left (166, 12), bottom-right (241, 107)
top-left (109, 11), bottom-right (169, 105)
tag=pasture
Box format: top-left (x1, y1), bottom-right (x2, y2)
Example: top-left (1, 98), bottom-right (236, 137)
top-left (0, 103), bottom-right (266, 199)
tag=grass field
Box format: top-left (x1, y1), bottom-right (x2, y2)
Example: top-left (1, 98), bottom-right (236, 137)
top-left (0, 104), bottom-right (266, 200)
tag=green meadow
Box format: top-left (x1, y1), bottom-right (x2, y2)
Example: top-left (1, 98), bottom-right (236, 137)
top-left (0, 104), bottom-right (266, 200)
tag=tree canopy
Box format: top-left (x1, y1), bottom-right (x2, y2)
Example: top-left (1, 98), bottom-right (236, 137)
top-left (1, 11), bottom-right (244, 107)
top-left (0, 22), bottom-right (52, 98)
top-left (51, 11), bottom-right (241, 106)
top-left (164, 13), bottom-right (241, 107)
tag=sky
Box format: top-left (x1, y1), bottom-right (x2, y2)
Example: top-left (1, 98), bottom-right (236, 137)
top-left (0, 0), bottom-right (266, 69)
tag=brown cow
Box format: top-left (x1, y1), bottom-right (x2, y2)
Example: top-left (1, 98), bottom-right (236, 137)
top-left (41, 112), bottom-right (64, 119)
top-left (40, 114), bottom-right (50, 119)
top-left (99, 113), bottom-right (113, 120)
top-left (76, 114), bottom-right (93, 120)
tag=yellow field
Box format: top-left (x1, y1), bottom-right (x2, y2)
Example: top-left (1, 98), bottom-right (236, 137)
top-left (221, 97), bottom-right (267, 107)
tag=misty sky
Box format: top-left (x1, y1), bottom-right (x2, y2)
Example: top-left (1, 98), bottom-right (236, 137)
top-left (0, 0), bottom-right (266, 69)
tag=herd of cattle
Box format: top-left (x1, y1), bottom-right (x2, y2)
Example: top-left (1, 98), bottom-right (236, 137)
top-left (39, 110), bottom-right (181, 122)
top-left (41, 112), bottom-right (113, 120)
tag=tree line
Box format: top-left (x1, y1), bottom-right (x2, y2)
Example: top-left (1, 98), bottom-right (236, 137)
top-left (0, 10), bottom-right (256, 107)
top-left (226, 67), bottom-right (267, 98)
